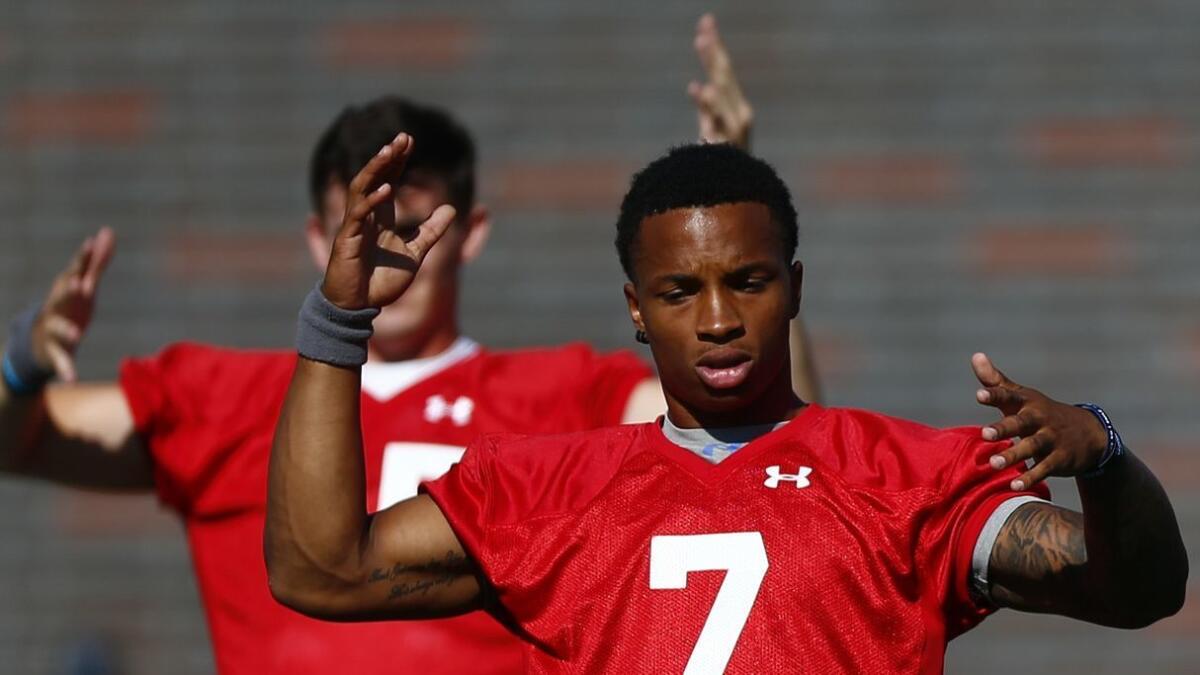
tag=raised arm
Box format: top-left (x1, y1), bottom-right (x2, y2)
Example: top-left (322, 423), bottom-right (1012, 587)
top-left (0, 229), bottom-right (152, 490)
top-left (689, 13), bottom-right (754, 150)
top-left (971, 354), bottom-right (1187, 628)
top-left (264, 133), bottom-right (483, 621)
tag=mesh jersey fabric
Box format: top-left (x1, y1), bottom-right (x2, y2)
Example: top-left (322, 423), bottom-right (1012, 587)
top-left (423, 404), bottom-right (1050, 674)
top-left (118, 340), bottom-right (651, 675)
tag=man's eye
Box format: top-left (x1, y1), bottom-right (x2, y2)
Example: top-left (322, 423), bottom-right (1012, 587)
top-left (739, 278), bottom-right (767, 292)
top-left (661, 289), bottom-right (689, 303)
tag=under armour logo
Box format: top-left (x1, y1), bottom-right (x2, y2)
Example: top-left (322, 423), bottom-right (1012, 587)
top-left (424, 395), bottom-right (474, 426)
top-left (763, 465), bottom-right (813, 489)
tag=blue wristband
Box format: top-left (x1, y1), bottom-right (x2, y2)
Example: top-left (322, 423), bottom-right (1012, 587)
top-left (1074, 403), bottom-right (1125, 478)
top-left (3, 305), bottom-right (54, 395)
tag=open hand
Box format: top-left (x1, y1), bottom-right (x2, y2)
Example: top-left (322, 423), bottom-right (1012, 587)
top-left (972, 353), bottom-right (1109, 491)
top-left (689, 14), bottom-right (754, 150)
top-left (321, 133), bottom-right (457, 311)
top-left (32, 227), bottom-right (115, 382)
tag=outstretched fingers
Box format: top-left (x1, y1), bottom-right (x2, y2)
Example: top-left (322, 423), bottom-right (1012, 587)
top-left (982, 409), bottom-right (1038, 442)
top-left (345, 183), bottom-right (394, 235)
top-left (81, 227), bottom-right (116, 297)
top-left (1011, 455), bottom-right (1058, 492)
top-left (407, 205), bottom-right (457, 263)
top-left (694, 13), bottom-right (729, 82)
top-left (342, 134), bottom-right (412, 237)
top-left (976, 384), bottom-right (1024, 409)
top-left (989, 432), bottom-right (1050, 470)
top-left (44, 341), bottom-right (76, 383)
top-left (971, 352), bottom-right (1012, 389)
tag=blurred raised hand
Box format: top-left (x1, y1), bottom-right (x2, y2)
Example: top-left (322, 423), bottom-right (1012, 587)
top-left (689, 13), bottom-right (754, 150)
top-left (32, 227), bottom-right (115, 382)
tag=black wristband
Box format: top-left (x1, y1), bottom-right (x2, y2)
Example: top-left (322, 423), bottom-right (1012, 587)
top-left (3, 304), bottom-right (54, 395)
top-left (295, 284), bottom-right (379, 368)
top-left (1075, 403), bottom-right (1125, 478)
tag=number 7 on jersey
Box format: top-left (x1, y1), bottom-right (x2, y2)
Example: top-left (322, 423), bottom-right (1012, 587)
top-left (650, 532), bottom-right (769, 675)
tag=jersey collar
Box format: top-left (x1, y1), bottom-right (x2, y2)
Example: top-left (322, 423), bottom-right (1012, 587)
top-left (647, 403), bottom-right (825, 485)
top-left (361, 337), bottom-right (481, 401)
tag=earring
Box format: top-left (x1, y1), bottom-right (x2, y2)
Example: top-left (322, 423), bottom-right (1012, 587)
top-left (635, 330), bottom-right (649, 344)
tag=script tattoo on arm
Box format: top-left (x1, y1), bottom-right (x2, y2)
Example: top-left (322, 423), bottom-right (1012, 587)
top-left (987, 502), bottom-right (1090, 614)
top-left (366, 550), bottom-right (473, 603)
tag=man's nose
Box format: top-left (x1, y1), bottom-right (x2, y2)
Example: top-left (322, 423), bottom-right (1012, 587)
top-left (696, 288), bottom-right (744, 342)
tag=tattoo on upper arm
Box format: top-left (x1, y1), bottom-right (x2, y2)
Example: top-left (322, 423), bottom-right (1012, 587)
top-left (988, 503), bottom-right (1087, 609)
top-left (366, 550), bottom-right (471, 602)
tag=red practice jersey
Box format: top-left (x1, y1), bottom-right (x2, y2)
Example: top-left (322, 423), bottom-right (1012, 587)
top-left (424, 403), bottom-right (1050, 674)
top-left (118, 338), bottom-right (651, 675)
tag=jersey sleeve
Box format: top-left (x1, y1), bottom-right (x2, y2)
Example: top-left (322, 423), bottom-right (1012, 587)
top-left (421, 434), bottom-right (554, 631)
top-left (421, 435), bottom-right (494, 567)
top-left (423, 432), bottom-right (584, 588)
top-left (918, 433), bottom-right (1051, 638)
top-left (556, 344), bottom-right (653, 427)
top-left (119, 343), bottom-right (208, 511)
top-left (118, 342), bottom-right (292, 514)
top-left (422, 427), bottom-right (637, 647)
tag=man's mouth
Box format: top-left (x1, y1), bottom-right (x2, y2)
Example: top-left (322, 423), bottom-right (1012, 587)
top-left (695, 348), bottom-right (754, 390)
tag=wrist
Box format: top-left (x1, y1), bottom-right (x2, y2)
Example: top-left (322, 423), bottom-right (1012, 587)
top-left (295, 283), bottom-right (379, 368)
top-left (1074, 403), bottom-right (1125, 478)
top-left (3, 305), bottom-right (55, 395)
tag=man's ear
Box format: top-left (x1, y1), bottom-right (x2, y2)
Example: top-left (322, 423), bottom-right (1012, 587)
top-left (623, 281), bottom-right (646, 333)
top-left (304, 214), bottom-right (333, 273)
top-left (788, 260), bottom-right (803, 319)
top-left (459, 204), bottom-right (492, 264)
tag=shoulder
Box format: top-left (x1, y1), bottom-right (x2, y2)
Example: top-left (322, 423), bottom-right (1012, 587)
top-left (129, 341), bottom-right (294, 368)
top-left (120, 342), bottom-right (296, 396)
top-left (466, 424), bottom-right (650, 524)
top-left (475, 423), bottom-right (645, 462)
top-left (811, 406), bottom-right (992, 489)
top-left (821, 406), bottom-right (978, 449)
top-left (474, 342), bottom-right (646, 373)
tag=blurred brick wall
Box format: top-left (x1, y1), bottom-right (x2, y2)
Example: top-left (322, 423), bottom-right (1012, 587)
top-left (1, 1), bottom-right (1197, 672)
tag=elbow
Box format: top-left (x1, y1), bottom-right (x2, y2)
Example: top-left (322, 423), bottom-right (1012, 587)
top-left (265, 565), bottom-right (354, 622)
top-left (263, 552), bottom-right (317, 617)
top-left (1106, 559), bottom-right (1189, 629)
top-left (1143, 557), bottom-right (1189, 626)
top-left (1140, 549), bottom-right (1189, 627)
top-left (266, 571), bottom-right (310, 615)
top-left (263, 541), bottom-right (356, 621)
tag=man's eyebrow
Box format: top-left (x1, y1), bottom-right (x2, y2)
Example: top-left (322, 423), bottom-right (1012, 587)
top-left (725, 261), bottom-right (778, 276)
top-left (649, 273), bottom-right (697, 286)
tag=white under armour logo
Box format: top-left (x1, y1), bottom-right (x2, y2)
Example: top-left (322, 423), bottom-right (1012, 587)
top-left (763, 465), bottom-right (813, 489)
top-left (424, 395), bottom-right (474, 426)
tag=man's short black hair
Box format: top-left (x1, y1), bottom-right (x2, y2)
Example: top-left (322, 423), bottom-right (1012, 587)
top-left (615, 143), bottom-right (798, 280)
top-left (308, 96), bottom-right (476, 214)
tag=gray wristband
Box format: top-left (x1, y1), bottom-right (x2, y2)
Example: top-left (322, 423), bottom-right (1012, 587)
top-left (296, 284), bottom-right (379, 368)
top-left (3, 304), bottom-right (54, 395)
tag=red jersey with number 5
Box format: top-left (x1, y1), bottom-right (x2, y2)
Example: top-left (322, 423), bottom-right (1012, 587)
top-left (423, 404), bottom-right (1049, 674)
top-left (118, 338), bottom-right (650, 675)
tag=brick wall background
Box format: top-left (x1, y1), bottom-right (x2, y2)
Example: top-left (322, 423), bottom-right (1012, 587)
top-left (1, 1), bottom-right (1197, 672)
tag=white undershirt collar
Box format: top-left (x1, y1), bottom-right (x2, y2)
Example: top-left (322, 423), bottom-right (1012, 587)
top-left (360, 336), bottom-right (480, 401)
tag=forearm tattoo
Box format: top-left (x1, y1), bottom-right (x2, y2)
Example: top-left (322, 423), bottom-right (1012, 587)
top-left (366, 550), bottom-right (471, 602)
top-left (988, 502), bottom-right (1087, 610)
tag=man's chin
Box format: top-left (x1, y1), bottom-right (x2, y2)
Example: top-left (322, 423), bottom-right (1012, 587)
top-left (371, 306), bottom-right (422, 338)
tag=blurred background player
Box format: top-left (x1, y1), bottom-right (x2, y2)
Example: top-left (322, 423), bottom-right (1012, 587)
top-left (0, 16), bottom-right (820, 675)
top-left (266, 139), bottom-right (1186, 673)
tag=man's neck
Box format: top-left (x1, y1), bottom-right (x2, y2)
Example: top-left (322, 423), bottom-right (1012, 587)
top-left (666, 377), bottom-right (803, 430)
top-left (366, 328), bottom-right (460, 364)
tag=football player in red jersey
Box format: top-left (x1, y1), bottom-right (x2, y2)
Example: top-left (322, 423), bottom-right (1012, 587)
top-left (0, 18), bottom-right (825, 674)
top-left (267, 138), bottom-right (1187, 673)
